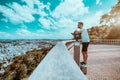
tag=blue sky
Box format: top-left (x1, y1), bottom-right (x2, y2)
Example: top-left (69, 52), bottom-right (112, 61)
top-left (0, 0), bottom-right (118, 39)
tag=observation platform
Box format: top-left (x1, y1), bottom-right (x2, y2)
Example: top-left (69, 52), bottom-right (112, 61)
top-left (69, 44), bottom-right (120, 80)
top-left (29, 39), bottom-right (120, 80)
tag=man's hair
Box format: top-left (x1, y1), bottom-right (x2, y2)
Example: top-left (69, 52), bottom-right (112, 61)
top-left (78, 22), bottom-right (83, 25)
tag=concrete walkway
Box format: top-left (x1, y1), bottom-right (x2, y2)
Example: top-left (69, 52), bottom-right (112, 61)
top-left (69, 44), bottom-right (120, 80)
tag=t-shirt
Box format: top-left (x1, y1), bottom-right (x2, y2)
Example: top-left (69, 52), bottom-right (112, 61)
top-left (75, 28), bottom-right (90, 42)
top-left (81, 28), bottom-right (90, 42)
top-left (75, 28), bottom-right (81, 32)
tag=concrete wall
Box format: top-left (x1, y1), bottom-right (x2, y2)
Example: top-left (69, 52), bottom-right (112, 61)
top-left (29, 42), bottom-right (88, 80)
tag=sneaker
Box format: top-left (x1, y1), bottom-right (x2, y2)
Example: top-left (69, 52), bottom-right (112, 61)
top-left (80, 62), bottom-right (87, 67)
top-left (82, 64), bottom-right (87, 67)
top-left (80, 62), bottom-right (85, 65)
top-left (80, 62), bottom-right (87, 75)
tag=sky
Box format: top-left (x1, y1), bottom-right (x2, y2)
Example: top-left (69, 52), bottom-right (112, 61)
top-left (0, 0), bottom-right (118, 39)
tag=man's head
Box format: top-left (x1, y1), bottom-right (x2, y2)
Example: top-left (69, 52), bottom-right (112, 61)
top-left (78, 22), bottom-right (83, 29)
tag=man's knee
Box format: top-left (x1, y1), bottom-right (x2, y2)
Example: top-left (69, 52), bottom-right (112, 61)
top-left (82, 51), bottom-right (87, 54)
top-left (82, 51), bottom-right (88, 56)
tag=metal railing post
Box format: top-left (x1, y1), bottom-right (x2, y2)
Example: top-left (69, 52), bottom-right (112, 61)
top-left (74, 41), bottom-right (80, 67)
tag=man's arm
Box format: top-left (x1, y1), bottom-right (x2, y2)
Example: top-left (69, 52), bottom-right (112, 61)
top-left (74, 31), bottom-right (81, 35)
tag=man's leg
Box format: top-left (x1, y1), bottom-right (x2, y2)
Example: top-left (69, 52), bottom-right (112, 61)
top-left (81, 43), bottom-right (89, 75)
top-left (82, 43), bottom-right (89, 64)
top-left (82, 51), bottom-right (88, 64)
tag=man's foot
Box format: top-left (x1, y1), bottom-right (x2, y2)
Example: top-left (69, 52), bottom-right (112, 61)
top-left (83, 67), bottom-right (87, 75)
top-left (80, 62), bottom-right (87, 66)
top-left (80, 62), bottom-right (87, 75)
top-left (80, 62), bottom-right (85, 65)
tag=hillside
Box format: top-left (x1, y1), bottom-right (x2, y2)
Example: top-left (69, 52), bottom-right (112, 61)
top-left (0, 48), bottom-right (51, 80)
top-left (88, 25), bottom-right (111, 39)
top-left (89, 0), bottom-right (120, 39)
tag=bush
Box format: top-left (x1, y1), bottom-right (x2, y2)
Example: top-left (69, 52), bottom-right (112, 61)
top-left (0, 47), bottom-right (51, 80)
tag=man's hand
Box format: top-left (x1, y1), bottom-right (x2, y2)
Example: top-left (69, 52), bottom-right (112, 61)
top-left (74, 31), bottom-right (81, 35)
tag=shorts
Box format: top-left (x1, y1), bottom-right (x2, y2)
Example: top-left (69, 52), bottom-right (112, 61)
top-left (82, 42), bottom-right (89, 52)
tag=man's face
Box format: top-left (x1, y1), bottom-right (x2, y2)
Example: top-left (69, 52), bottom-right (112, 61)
top-left (78, 23), bottom-right (83, 29)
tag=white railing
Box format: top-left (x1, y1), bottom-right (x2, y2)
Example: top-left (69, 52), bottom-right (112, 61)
top-left (29, 41), bottom-right (88, 80)
top-left (90, 39), bottom-right (120, 45)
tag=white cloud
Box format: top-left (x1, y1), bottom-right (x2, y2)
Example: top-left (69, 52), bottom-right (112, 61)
top-left (52, 0), bottom-right (88, 20)
top-left (8, 2), bottom-right (35, 22)
top-left (37, 29), bottom-right (73, 39)
top-left (37, 0), bottom-right (89, 32)
top-left (0, 4), bottom-right (34, 24)
top-left (36, 30), bottom-right (45, 33)
top-left (34, 0), bottom-right (89, 39)
top-left (0, 0), bottom-right (49, 24)
top-left (0, 32), bottom-right (12, 39)
top-left (0, 0), bottom-right (109, 39)
top-left (1, 18), bottom-right (8, 23)
top-left (39, 17), bottom-right (53, 29)
top-left (54, 17), bottom-right (76, 28)
top-left (99, 2), bottom-right (103, 5)
top-left (15, 25), bottom-right (51, 39)
top-left (40, 0), bottom-right (89, 38)
top-left (22, 0), bottom-right (49, 16)
top-left (16, 28), bottom-right (39, 38)
top-left (0, 5), bottom-right (22, 24)
top-left (96, 0), bottom-right (101, 5)
top-left (15, 28), bottom-right (59, 39)
top-left (0, 0), bottom-right (88, 31)
top-left (82, 11), bottom-right (104, 28)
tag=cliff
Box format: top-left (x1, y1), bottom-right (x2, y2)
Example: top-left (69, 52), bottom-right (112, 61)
top-left (89, 0), bottom-right (120, 39)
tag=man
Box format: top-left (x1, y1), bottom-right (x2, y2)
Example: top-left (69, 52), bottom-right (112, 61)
top-left (74, 22), bottom-right (90, 66)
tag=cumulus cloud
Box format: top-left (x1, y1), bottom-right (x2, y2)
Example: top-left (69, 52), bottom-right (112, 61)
top-left (15, 24), bottom-right (39, 38)
top-left (0, 0), bottom-right (49, 24)
top-left (9, 2), bottom-right (35, 22)
top-left (0, 0), bottom-right (109, 39)
top-left (1, 18), bottom-right (8, 23)
top-left (37, 29), bottom-right (73, 39)
top-left (16, 29), bottom-right (38, 37)
top-left (55, 18), bottom-right (76, 28)
top-left (52, 0), bottom-right (88, 20)
top-left (41, 0), bottom-right (89, 38)
top-left (16, 28), bottom-right (67, 39)
top-left (82, 11), bottom-right (104, 28)
top-left (0, 32), bottom-right (12, 39)
top-left (39, 0), bottom-right (89, 31)
top-left (96, 0), bottom-right (100, 5)
top-left (30, 0), bottom-right (86, 39)
top-left (39, 17), bottom-right (53, 29)
top-left (0, 4), bottom-right (34, 24)
top-left (96, 0), bottom-right (103, 5)
top-left (0, 5), bottom-right (21, 24)
top-left (22, 0), bottom-right (50, 16)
